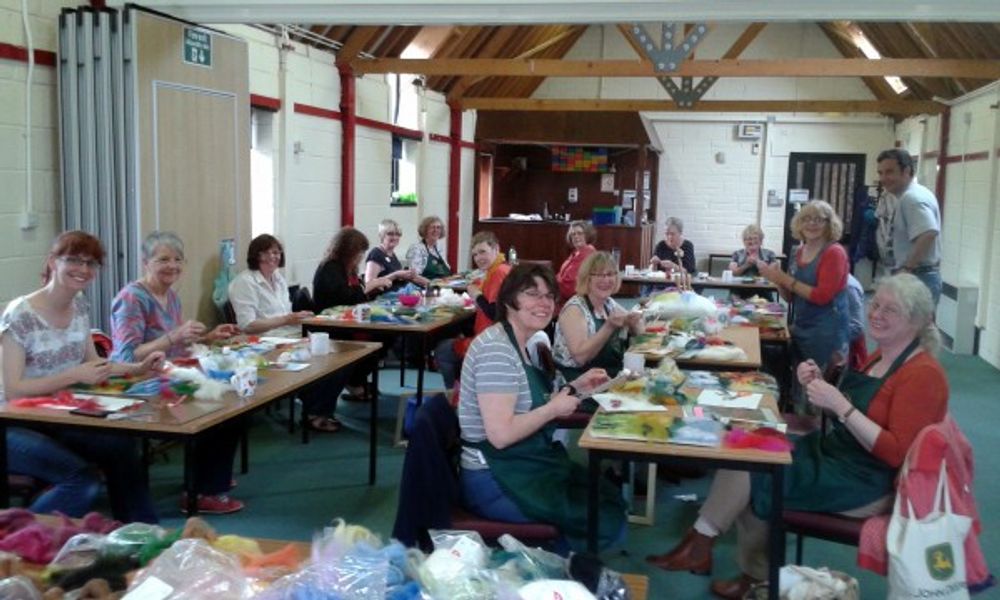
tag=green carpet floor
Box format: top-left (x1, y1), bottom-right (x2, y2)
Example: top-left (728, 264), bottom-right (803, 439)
top-left (139, 351), bottom-right (998, 598)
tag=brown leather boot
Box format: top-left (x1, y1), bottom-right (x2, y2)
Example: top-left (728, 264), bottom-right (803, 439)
top-left (645, 529), bottom-right (714, 575)
top-left (709, 573), bottom-right (762, 599)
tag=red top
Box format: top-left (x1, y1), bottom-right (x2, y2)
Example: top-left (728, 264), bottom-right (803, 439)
top-left (556, 245), bottom-right (596, 301)
top-left (473, 260), bottom-right (512, 335)
top-left (796, 243), bottom-right (848, 305)
top-left (863, 350), bottom-right (949, 467)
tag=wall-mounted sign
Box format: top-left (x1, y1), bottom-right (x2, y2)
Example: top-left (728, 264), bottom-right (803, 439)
top-left (622, 190), bottom-right (636, 210)
top-left (183, 27), bottom-right (213, 68)
top-left (788, 189), bottom-right (810, 204)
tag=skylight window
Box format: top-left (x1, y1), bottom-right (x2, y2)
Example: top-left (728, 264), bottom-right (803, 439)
top-left (847, 24), bottom-right (909, 95)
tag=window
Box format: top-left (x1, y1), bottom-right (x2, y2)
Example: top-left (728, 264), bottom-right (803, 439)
top-left (250, 108), bottom-right (275, 236)
top-left (390, 134), bottom-right (418, 205)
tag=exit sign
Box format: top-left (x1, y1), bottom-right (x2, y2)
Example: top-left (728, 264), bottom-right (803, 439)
top-left (183, 27), bottom-right (212, 68)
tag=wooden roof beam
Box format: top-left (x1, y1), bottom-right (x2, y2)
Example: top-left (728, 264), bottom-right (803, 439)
top-left (353, 57), bottom-right (1000, 79)
top-left (335, 26), bottom-right (381, 65)
top-left (459, 97), bottom-right (945, 115)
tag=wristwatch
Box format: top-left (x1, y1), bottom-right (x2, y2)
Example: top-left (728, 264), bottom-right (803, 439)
top-left (838, 406), bottom-right (857, 424)
top-left (563, 384), bottom-right (579, 396)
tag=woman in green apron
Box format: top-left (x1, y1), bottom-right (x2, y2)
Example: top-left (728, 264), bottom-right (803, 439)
top-left (457, 264), bottom-right (628, 552)
top-left (646, 274), bottom-right (948, 599)
top-left (553, 252), bottom-right (644, 383)
top-left (405, 216), bottom-right (452, 280)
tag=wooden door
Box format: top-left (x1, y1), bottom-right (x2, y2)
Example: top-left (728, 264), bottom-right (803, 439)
top-left (134, 9), bottom-right (250, 324)
top-left (782, 153), bottom-right (866, 257)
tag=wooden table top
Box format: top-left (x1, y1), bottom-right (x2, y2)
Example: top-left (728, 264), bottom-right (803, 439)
top-left (691, 276), bottom-right (778, 292)
top-left (303, 308), bottom-right (473, 334)
top-left (0, 340), bottom-right (381, 436)
top-left (578, 395), bottom-right (791, 466)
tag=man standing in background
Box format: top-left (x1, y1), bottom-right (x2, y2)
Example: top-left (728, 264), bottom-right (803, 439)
top-left (876, 148), bottom-right (942, 305)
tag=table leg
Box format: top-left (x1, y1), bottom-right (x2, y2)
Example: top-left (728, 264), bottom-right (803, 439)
top-left (587, 450), bottom-right (601, 553)
top-left (415, 334), bottom-right (427, 405)
top-left (767, 465), bottom-right (785, 600)
top-left (399, 336), bottom-right (406, 387)
top-left (184, 438), bottom-right (198, 516)
top-left (0, 424), bottom-right (9, 508)
top-left (369, 366), bottom-right (379, 486)
top-left (240, 422), bottom-right (249, 474)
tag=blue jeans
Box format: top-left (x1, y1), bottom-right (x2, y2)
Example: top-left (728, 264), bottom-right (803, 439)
top-left (7, 427), bottom-right (157, 523)
top-left (460, 466), bottom-right (533, 523)
top-left (915, 269), bottom-right (942, 307)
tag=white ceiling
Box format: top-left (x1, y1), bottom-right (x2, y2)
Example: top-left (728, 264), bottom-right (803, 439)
top-left (107, 0), bottom-right (1000, 25)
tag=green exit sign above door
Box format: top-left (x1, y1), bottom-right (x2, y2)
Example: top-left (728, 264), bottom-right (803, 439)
top-left (183, 27), bottom-right (212, 68)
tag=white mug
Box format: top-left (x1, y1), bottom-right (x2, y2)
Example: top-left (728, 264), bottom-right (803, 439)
top-left (624, 264), bottom-right (636, 275)
top-left (308, 332), bottom-right (330, 355)
top-left (722, 270), bottom-right (734, 282)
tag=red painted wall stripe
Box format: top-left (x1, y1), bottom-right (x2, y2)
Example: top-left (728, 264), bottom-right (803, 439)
top-left (356, 116), bottom-right (422, 141)
top-left (0, 42), bottom-right (57, 67)
top-left (430, 132), bottom-right (476, 150)
top-left (939, 150), bottom-right (990, 165)
top-left (250, 94), bottom-right (281, 112)
top-left (293, 102), bottom-right (342, 120)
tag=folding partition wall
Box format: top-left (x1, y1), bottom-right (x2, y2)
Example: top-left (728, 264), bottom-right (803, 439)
top-left (58, 5), bottom-right (250, 329)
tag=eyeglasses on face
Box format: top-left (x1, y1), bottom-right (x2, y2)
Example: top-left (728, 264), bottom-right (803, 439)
top-left (869, 299), bottom-right (903, 318)
top-left (152, 256), bottom-right (185, 266)
top-left (800, 216), bottom-right (829, 225)
top-left (520, 288), bottom-right (556, 302)
top-left (260, 249), bottom-right (283, 256)
top-left (59, 256), bottom-right (101, 269)
top-left (591, 271), bottom-right (618, 279)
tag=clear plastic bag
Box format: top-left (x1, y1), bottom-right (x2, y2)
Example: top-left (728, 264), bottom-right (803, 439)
top-left (103, 522), bottom-right (166, 559)
top-left (428, 530), bottom-right (488, 568)
top-left (496, 534), bottom-right (567, 582)
top-left (0, 576), bottom-right (41, 600)
top-left (126, 538), bottom-right (252, 599)
top-left (48, 533), bottom-right (105, 571)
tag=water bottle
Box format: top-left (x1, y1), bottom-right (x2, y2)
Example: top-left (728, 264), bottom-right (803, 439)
top-left (508, 246), bottom-right (519, 265)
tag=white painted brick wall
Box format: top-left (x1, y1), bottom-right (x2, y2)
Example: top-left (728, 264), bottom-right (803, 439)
top-left (650, 118), bottom-right (893, 271)
top-left (0, 0), bottom-right (71, 305)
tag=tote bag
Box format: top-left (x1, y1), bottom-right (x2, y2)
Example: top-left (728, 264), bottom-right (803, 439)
top-left (887, 461), bottom-right (972, 600)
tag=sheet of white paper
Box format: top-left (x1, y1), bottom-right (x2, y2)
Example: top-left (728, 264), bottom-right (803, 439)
top-left (592, 393), bottom-right (669, 412)
top-left (259, 336), bottom-right (303, 345)
top-left (74, 394), bottom-right (145, 411)
top-left (269, 362), bottom-right (310, 372)
top-left (696, 389), bottom-right (762, 409)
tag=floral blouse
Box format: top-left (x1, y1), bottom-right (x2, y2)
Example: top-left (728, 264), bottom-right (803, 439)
top-left (0, 293), bottom-right (91, 404)
top-left (110, 281), bottom-right (185, 362)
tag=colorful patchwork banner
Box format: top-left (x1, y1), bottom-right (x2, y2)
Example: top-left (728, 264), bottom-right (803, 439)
top-left (551, 146), bottom-right (609, 172)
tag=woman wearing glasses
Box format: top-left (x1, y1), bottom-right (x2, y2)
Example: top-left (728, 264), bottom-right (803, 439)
top-left (365, 219), bottom-right (426, 291)
top-left (757, 200), bottom-right (850, 372)
top-left (553, 252), bottom-right (644, 382)
top-left (111, 231), bottom-right (244, 514)
top-left (404, 216), bottom-right (451, 280)
top-left (228, 234), bottom-right (313, 337)
top-left (228, 234), bottom-right (344, 433)
top-left (1, 231), bottom-right (160, 522)
top-left (457, 264), bottom-right (626, 552)
top-left (727, 224), bottom-right (777, 277)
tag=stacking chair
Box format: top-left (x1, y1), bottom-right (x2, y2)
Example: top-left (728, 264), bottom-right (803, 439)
top-left (391, 393), bottom-right (559, 550)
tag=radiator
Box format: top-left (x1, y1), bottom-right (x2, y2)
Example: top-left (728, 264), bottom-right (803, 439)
top-left (937, 282), bottom-right (978, 354)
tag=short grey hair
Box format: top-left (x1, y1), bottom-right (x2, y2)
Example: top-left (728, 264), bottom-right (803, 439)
top-left (141, 231), bottom-right (184, 261)
top-left (876, 273), bottom-right (940, 354)
top-left (665, 216), bottom-right (684, 233)
top-left (377, 219), bottom-right (402, 240)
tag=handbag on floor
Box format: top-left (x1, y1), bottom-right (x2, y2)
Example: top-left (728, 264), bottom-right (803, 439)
top-left (887, 461), bottom-right (971, 600)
